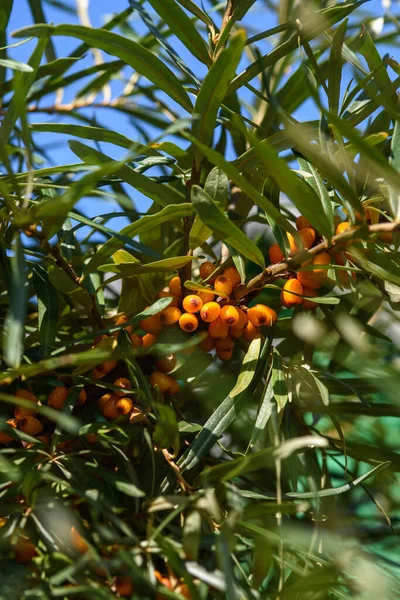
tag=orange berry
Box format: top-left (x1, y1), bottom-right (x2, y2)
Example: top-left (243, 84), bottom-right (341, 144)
top-left (379, 231), bottom-right (393, 244)
top-left (92, 360), bottom-right (117, 379)
top-left (199, 261), bottom-right (216, 281)
top-left (0, 517), bottom-right (7, 527)
top-left (296, 215), bottom-right (312, 230)
top-left (169, 276), bottom-right (182, 297)
top-left (312, 251), bottom-right (330, 276)
top-left (197, 291), bottom-right (215, 304)
top-left (281, 278), bottom-right (304, 308)
top-left (208, 316), bottom-right (230, 340)
top-left (113, 377), bottom-right (132, 397)
top-left (85, 433), bottom-right (99, 444)
top-left (155, 354), bottom-right (177, 373)
top-left (247, 304), bottom-right (277, 327)
top-left (19, 416), bottom-right (43, 436)
top-left (102, 396), bottom-right (120, 419)
top-left (47, 386), bottom-right (68, 411)
top-left (165, 378), bottom-right (180, 395)
top-left (268, 243), bottom-right (285, 264)
top-left (200, 301), bottom-right (221, 323)
top-left (243, 322), bottom-right (261, 341)
top-left (215, 336), bottom-right (234, 351)
top-left (15, 389), bottom-right (37, 403)
top-left (335, 221), bottom-right (351, 235)
top-left (229, 325), bottom-right (245, 339)
top-left (176, 583), bottom-right (191, 599)
top-left (214, 275), bottom-right (233, 296)
top-left (302, 287), bottom-right (318, 310)
top-left (149, 371), bottom-right (174, 393)
top-left (14, 540), bottom-right (37, 564)
top-left (198, 336), bottom-right (214, 352)
top-left (236, 308), bottom-right (248, 328)
top-left (297, 270), bottom-right (322, 289)
top-left (338, 269), bottom-right (356, 287)
top-left (114, 314), bottom-right (132, 334)
top-left (157, 291), bottom-right (180, 307)
top-left (179, 313), bottom-right (198, 332)
top-left (77, 389), bottom-right (87, 406)
top-left (130, 333), bottom-right (143, 348)
top-left (223, 266), bottom-right (241, 287)
top-left (0, 420), bottom-right (16, 444)
top-left (140, 314), bottom-right (163, 335)
top-left (71, 526), bottom-right (88, 553)
top-left (142, 333), bottom-right (157, 348)
top-left (160, 306), bottom-right (182, 325)
top-left (98, 392), bottom-right (116, 411)
top-left (116, 397), bottom-right (133, 416)
top-left (115, 575), bottom-right (134, 597)
top-left (288, 228), bottom-right (316, 254)
top-left (182, 295), bottom-right (203, 313)
top-left (216, 348), bottom-right (233, 361)
top-left (220, 305), bottom-right (239, 326)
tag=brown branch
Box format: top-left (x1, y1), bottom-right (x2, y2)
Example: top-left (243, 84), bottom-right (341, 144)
top-left (220, 0), bottom-right (234, 37)
top-left (234, 220), bottom-right (400, 302)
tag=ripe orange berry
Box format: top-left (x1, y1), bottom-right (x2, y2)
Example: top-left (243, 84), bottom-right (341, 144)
top-left (14, 404), bottom-right (37, 420)
top-left (92, 359), bottom-right (118, 379)
top-left (0, 420), bottom-right (16, 444)
top-left (338, 269), bottom-right (356, 287)
top-left (130, 333), bottom-right (143, 348)
top-left (215, 336), bottom-right (235, 351)
top-left (156, 354), bottom-right (177, 373)
top-left (102, 396), bottom-right (120, 419)
top-left (85, 433), bottom-right (99, 444)
top-left (157, 291), bottom-right (180, 307)
top-left (47, 386), bottom-right (68, 411)
top-left (115, 576), bottom-right (134, 597)
top-left (182, 295), bottom-right (203, 313)
top-left (98, 392), bottom-right (117, 411)
top-left (149, 371), bottom-right (174, 393)
top-left (140, 314), bottom-right (163, 335)
top-left (311, 251), bottom-right (330, 276)
top-left (179, 313), bottom-right (198, 332)
top-left (19, 416), bottom-right (43, 436)
top-left (77, 388), bottom-right (87, 405)
top-left (14, 540), bottom-right (37, 564)
top-left (200, 301), bottom-right (221, 323)
top-left (208, 316), bottom-right (230, 340)
top-left (165, 378), bottom-right (180, 395)
top-left (197, 291), bottom-right (215, 304)
top-left (379, 231), bottom-right (393, 244)
top-left (113, 378), bottom-right (132, 396)
top-left (297, 269), bottom-right (322, 289)
top-left (302, 287), bottom-right (318, 310)
top-left (281, 278), bottom-right (304, 308)
top-left (15, 389), bottom-right (37, 403)
top-left (114, 314), bottom-right (132, 334)
top-left (71, 526), bottom-right (88, 553)
top-left (198, 336), bottom-right (214, 352)
top-left (268, 243), bottom-right (285, 264)
top-left (288, 228), bottom-right (316, 254)
top-left (169, 276), bottom-right (182, 297)
top-left (220, 304), bottom-right (239, 326)
top-left (116, 397), bottom-right (133, 416)
top-left (243, 322), bottom-right (261, 341)
top-left (236, 308), bottom-right (248, 328)
top-left (247, 304), bottom-right (277, 327)
top-left (175, 583), bottom-right (191, 599)
top-left (223, 266), bottom-right (241, 288)
top-left (199, 261), bottom-right (216, 281)
top-left (142, 333), bottom-right (157, 348)
top-left (335, 221), bottom-right (351, 235)
top-left (217, 348), bottom-right (233, 361)
top-left (229, 325), bottom-right (245, 339)
top-left (296, 215), bottom-right (312, 230)
top-left (214, 275), bottom-right (233, 296)
top-left (0, 517), bottom-right (7, 527)
top-left (160, 306), bottom-right (182, 325)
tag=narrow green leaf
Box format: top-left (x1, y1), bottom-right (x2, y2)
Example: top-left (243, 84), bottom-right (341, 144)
top-left (248, 373), bottom-right (274, 450)
top-left (98, 256), bottom-right (194, 276)
top-left (328, 19), bottom-right (347, 114)
top-left (192, 29), bottom-right (245, 168)
top-left (230, 337), bottom-right (261, 398)
top-left (12, 23), bottom-right (193, 112)
top-left (147, 0), bottom-right (210, 65)
top-left (0, 58), bottom-right (33, 72)
top-left (191, 185), bottom-right (265, 267)
top-left (3, 234), bottom-right (26, 368)
top-left (271, 349), bottom-right (287, 411)
top-left (175, 0), bottom-right (215, 29)
top-left (32, 265), bottom-right (59, 358)
top-left (389, 120), bottom-right (400, 219)
top-left (297, 157), bottom-right (334, 239)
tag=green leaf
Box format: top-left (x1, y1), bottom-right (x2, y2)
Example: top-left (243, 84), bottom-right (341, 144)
top-left (192, 30), bottom-right (246, 168)
top-left (189, 167), bottom-right (229, 250)
top-left (147, 0), bottom-right (210, 65)
top-left (296, 157), bottom-right (334, 239)
top-left (0, 58), bottom-right (33, 72)
top-left (85, 203), bottom-right (193, 276)
top-left (175, 0), bottom-right (214, 29)
top-left (230, 337), bottom-right (261, 398)
top-left (248, 373), bottom-right (274, 450)
top-left (270, 349), bottom-right (287, 411)
top-left (186, 135), bottom-right (297, 235)
top-left (98, 255), bottom-right (194, 276)
top-left (328, 19), bottom-right (347, 114)
top-left (3, 234), bottom-right (26, 368)
top-left (32, 265), bottom-right (59, 358)
top-left (12, 23), bottom-right (193, 112)
top-left (191, 185), bottom-right (265, 267)
top-left (389, 119), bottom-right (400, 219)
top-left (114, 480), bottom-right (145, 498)
top-left (153, 404), bottom-right (180, 454)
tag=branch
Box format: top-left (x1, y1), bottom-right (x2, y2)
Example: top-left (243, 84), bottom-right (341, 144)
top-left (234, 220), bottom-right (400, 302)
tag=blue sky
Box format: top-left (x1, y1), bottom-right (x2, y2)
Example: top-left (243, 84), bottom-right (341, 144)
top-left (4, 0), bottom-right (397, 233)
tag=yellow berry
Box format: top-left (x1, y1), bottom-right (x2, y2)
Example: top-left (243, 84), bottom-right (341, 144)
top-left (197, 291), bottom-right (215, 304)
top-left (182, 295), bottom-right (203, 313)
top-left (142, 333), bottom-right (157, 348)
top-left (149, 371), bottom-right (174, 393)
top-left (155, 354), bottom-right (177, 373)
top-left (287, 227), bottom-right (316, 254)
top-left (215, 336), bottom-right (234, 351)
top-left (139, 314), bottom-right (163, 335)
top-left (115, 576), bottom-right (134, 597)
top-left (281, 278), bottom-right (304, 308)
top-left (200, 301), bottom-right (221, 323)
top-left (102, 396), bottom-right (120, 419)
top-left (296, 215), bottom-right (312, 230)
top-left (198, 336), bottom-right (214, 352)
top-left (268, 243), bottom-right (285, 264)
top-left (71, 526), bottom-right (88, 554)
top-left (179, 312), bottom-right (198, 332)
top-left (113, 377), bottom-right (132, 397)
top-left (214, 275), bottom-right (233, 296)
top-left (165, 378), bottom-right (179, 395)
top-left (114, 314), bottom-right (132, 334)
top-left (199, 261), bottom-right (216, 281)
top-left (223, 266), bottom-right (241, 288)
top-left (98, 392), bottom-right (116, 411)
top-left (335, 221), bottom-right (351, 235)
top-left (15, 389), bottom-right (37, 403)
top-left (169, 276), bottom-right (182, 296)
top-left (116, 397), bottom-right (133, 416)
top-left (216, 348), bottom-right (233, 361)
top-left (302, 287), bottom-right (318, 310)
top-left (47, 386), bottom-right (68, 411)
top-left (20, 416), bottom-right (43, 436)
top-left (77, 389), bottom-right (87, 405)
top-left (157, 291), bottom-right (180, 307)
top-left (243, 322), bottom-right (261, 341)
top-left (247, 304), bottom-right (277, 327)
top-left (130, 333), bottom-right (143, 348)
top-left (220, 304), bottom-right (239, 326)
top-left (160, 306), bottom-right (182, 325)
top-left (208, 316), bottom-right (229, 340)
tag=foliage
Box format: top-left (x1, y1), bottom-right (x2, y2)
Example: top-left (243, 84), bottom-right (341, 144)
top-left (0, 0), bottom-right (399, 598)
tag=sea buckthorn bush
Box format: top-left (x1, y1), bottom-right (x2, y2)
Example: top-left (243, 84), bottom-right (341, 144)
top-left (0, 1), bottom-right (399, 599)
